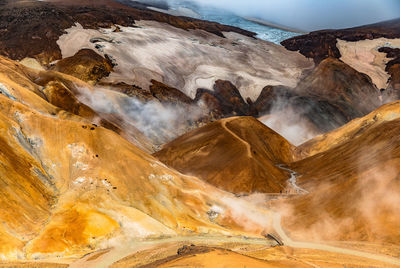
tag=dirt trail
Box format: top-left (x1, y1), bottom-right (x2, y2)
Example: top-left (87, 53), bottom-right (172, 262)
top-left (69, 211), bottom-right (400, 267)
top-left (70, 212), bottom-right (400, 268)
top-left (69, 235), bottom-right (274, 268)
top-left (71, 222), bottom-right (400, 267)
top-left (272, 213), bottom-right (400, 266)
top-left (221, 118), bottom-right (252, 158)
top-left (69, 160), bottom-right (400, 267)
top-left (272, 166), bottom-right (400, 266)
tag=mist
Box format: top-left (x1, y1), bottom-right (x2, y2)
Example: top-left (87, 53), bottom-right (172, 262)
top-left (142, 0), bottom-right (400, 31)
top-left (260, 106), bottom-right (319, 146)
top-left (74, 85), bottom-right (208, 146)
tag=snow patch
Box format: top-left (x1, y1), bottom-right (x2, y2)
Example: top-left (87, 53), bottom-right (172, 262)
top-left (57, 21), bottom-right (312, 101)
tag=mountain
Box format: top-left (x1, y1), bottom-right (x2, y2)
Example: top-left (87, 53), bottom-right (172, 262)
top-left (296, 100), bottom-right (400, 159)
top-left (0, 0), bottom-right (400, 266)
top-left (282, 18), bottom-right (400, 98)
top-left (5, 0), bottom-right (388, 145)
top-left (154, 116), bottom-right (294, 194)
top-left (0, 0), bottom-right (314, 148)
top-left (153, 100), bottom-right (400, 244)
top-left (0, 55), bottom-right (279, 259)
top-left (280, 101), bottom-right (400, 244)
top-left (254, 57), bottom-right (381, 134)
top-left (281, 18), bottom-right (400, 64)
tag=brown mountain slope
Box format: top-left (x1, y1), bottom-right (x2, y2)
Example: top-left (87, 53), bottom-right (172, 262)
top-left (0, 55), bottom-right (155, 152)
top-left (296, 100), bottom-right (400, 159)
top-left (280, 107), bottom-right (400, 244)
top-left (154, 117), bottom-right (294, 194)
top-left (0, 56), bottom-right (281, 259)
top-left (294, 58), bottom-right (380, 116)
top-left (51, 49), bottom-right (114, 83)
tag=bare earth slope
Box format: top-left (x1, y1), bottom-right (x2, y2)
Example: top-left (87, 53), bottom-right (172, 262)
top-left (0, 56), bottom-right (281, 260)
top-left (1, 1), bottom-right (400, 266)
top-left (155, 117), bottom-right (294, 194)
top-left (281, 101), bottom-right (400, 244)
top-left (296, 100), bottom-right (400, 159)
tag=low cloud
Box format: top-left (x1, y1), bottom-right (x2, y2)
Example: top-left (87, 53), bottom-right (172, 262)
top-left (75, 85), bottom-right (208, 145)
top-left (194, 0), bottom-right (400, 31)
top-left (137, 0), bottom-right (400, 31)
top-left (260, 107), bottom-right (319, 146)
top-left (259, 93), bottom-right (320, 146)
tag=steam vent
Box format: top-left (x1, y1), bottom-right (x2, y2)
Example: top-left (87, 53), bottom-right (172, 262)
top-left (0, 0), bottom-right (400, 266)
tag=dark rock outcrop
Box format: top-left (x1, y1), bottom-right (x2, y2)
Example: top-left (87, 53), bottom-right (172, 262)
top-left (379, 47), bottom-right (400, 100)
top-left (104, 79), bottom-right (258, 119)
top-left (254, 58), bottom-right (381, 133)
top-left (149, 80), bottom-right (193, 105)
top-left (52, 49), bottom-right (113, 82)
top-left (253, 85), bottom-right (294, 115)
top-left (97, 82), bottom-right (154, 102)
top-left (281, 18), bottom-right (400, 64)
top-left (0, 0), bottom-right (255, 65)
top-left (195, 80), bottom-right (258, 118)
top-left (100, 80), bottom-right (195, 106)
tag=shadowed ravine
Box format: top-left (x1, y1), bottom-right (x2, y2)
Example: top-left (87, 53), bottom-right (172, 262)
top-left (276, 165), bottom-right (309, 194)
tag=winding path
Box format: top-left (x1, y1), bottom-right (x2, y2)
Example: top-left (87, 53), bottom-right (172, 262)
top-left (273, 164), bottom-right (400, 266)
top-left (71, 220), bottom-right (400, 267)
top-left (272, 213), bottom-right (400, 266)
top-left (221, 118), bottom-right (253, 158)
top-left (69, 235), bottom-right (275, 268)
top-left (69, 159), bottom-right (400, 267)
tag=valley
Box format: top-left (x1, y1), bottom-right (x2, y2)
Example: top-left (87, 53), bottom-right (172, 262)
top-left (0, 0), bottom-right (399, 267)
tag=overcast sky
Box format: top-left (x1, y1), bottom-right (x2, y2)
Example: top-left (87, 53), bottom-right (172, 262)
top-left (189, 0), bottom-right (400, 31)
